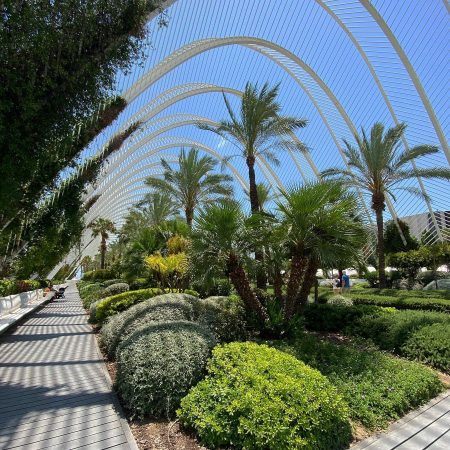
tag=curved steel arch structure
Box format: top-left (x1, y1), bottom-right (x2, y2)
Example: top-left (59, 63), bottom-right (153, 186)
top-left (49, 0), bottom-right (449, 276)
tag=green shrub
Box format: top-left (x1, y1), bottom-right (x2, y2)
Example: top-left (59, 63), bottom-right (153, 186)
top-left (178, 342), bottom-right (352, 450)
top-left (349, 293), bottom-right (450, 312)
top-left (276, 335), bottom-right (442, 429)
top-left (188, 296), bottom-right (247, 342)
top-left (102, 279), bottom-right (126, 287)
top-left (192, 278), bottom-right (233, 298)
top-left (129, 278), bottom-right (150, 290)
top-left (0, 279), bottom-right (41, 296)
top-left (99, 294), bottom-right (196, 359)
top-left (82, 269), bottom-right (117, 281)
top-left (401, 323), bottom-right (450, 373)
top-left (327, 295), bottom-right (353, 306)
top-left (89, 299), bottom-right (102, 323)
top-left (357, 288), bottom-right (450, 300)
top-left (116, 321), bottom-right (215, 419)
top-left (100, 282), bottom-right (129, 298)
top-left (348, 309), bottom-right (450, 352)
top-left (78, 282), bottom-right (103, 308)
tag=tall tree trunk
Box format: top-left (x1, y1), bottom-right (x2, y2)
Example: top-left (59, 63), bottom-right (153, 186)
top-left (226, 252), bottom-right (269, 325)
top-left (100, 235), bottom-right (106, 269)
top-left (246, 155), bottom-right (266, 289)
top-left (284, 252), bottom-right (306, 321)
top-left (273, 269), bottom-right (284, 303)
top-left (373, 193), bottom-right (387, 288)
top-left (296, 259), bottom-right (318, 314)
top-left (185, 207), bottom-right (193, 228)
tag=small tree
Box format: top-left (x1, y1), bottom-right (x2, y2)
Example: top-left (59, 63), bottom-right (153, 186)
top-left (89, 218), bottom-right (116, 269)
top-left (384, 219), bottom-right (418, 254)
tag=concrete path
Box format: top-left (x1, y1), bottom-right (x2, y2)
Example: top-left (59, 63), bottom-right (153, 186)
top-left (352, 390), bottom-right (450, 449)
top-left (0, 282), bottom-right (137, 450)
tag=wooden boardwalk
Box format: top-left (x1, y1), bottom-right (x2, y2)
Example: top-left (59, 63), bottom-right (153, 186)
top-left (0, 282), bottom-right (137, 450)
top-left (352, 390), bottom-right (450, 449)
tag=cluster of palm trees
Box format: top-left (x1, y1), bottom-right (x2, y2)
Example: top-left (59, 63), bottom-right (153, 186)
top-left (92, 81), bottom-right (450, 310)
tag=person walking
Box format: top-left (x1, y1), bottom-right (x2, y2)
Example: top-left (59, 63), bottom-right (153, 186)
top-left (342, 271), bottom-right (351, 293)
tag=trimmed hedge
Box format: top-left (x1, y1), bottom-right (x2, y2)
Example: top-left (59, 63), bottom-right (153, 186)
top-left (401, 323), bottom-right (450, 373)
top-left (350, 293), bottom-right (450, 313)
top-left (0, 279), bottom-right (42, 296)
top-left (102, 279), bottom-right (126, 287)
top-left (178, 342), bottom-right (352, 450)
top-left (129, 278), bottom-right (150, 290)
top-left (99, 294), bottom-right (196, 359)
top-left (327, 295), bottom-right (353, 306)
top-left (99, 282), bottom-right (129, 299)
top-left (276, 335), bottom-right (442, 429)
top-left (78, 283), bottom-right (103, 309)
top-left (116, 321), bottom-right (215, 419)
top-left (189, 296), bottom-right (248, 342)
top-left (82, 269), bottom-right (117, 281)
top-left (93, 287), bottom-right (199, 324)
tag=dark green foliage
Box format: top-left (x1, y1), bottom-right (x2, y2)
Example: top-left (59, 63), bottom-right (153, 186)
top-left (102, 279), bottom-right (126, 288)
top-left (352, 288), bottom-right (450, 300)
top-left (116, 321), bottom-right (215, 419)
top-left (189, 296), bottom-right (248, 342)
top-left (77, 282), bottom-right (103, 309)
top-left (350, 293), bottom-right (450, 312)
top-left (100, 282), bottom-right (129, 298)
top-left (384, 220), bottom-right (419, 254)
top-left (401, 323), bottom-right (450, 373)
top-left (0, 279), bottom-right (41, 296)
top-left (93, 287), bottom-right (199, 323)
top-left (276, 335), bottom-right (442, 429)
top-left (82, 269), bottom-right (117, 281)
top-left (191, 278), bottom-right (233, 298)
top-left (348, 309), bottom-right (450, 352)
top-left (178, 342), bottom-right (352, 450)
top-left (99, 294), bottom-right (196, 359)
top-left (129, 278), bottom-right (151, 290)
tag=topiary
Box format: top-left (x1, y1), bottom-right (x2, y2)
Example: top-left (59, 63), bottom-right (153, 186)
top-left (116, 321), bottom-right (216, 419)
top-left (178, 342), bottom-right (352, 450)
top-left (99, 282), bottom-right (129, 299)
top-left (327, 295), bottom-right (353, 306)
top-left (401, 323), bottom-right (450, 373)
top-left (188, 296), bottom-right (247, 342)
top-left (99, 293), bottom-right (196, 359)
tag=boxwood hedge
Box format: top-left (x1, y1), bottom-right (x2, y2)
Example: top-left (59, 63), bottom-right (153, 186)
top-left (116, 321), bottom-right (215, 419)
top-left (178, 342), bottom-right (352, 450)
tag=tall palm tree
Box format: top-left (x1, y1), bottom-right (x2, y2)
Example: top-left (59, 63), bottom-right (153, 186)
top-left (198, 82), bottom-right (307, 288)
top-left (245, 183), bottom-right (275, 212)
top-left (137, 192), bottom-right (178, 226)
top-left (322, 122), bottom-right (450, 288)
top-left (199, 82), bottom-right (307, 214)
top-left (145, 147), bottom-right (233, 227)
top-left (89, 218), bottom-right (116, 269)
top-left (277, 181), bottom-right (367, 319)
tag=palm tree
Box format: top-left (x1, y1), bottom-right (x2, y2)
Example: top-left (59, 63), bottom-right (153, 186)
top-left (190, 202), bottom-right (269, 324)
top-left (199, 82), bottom-right (307, 214)
top-left (245, 183), bottom-right (275, 212)
top-left (198, 82), bottom-right (307, 288)
top-left (89, 218), bottom-right (116, 269)
top-left (137, 192), bottom-right (178, 226)
top-left (322, 122), bottom-right (450, 288)
top-left (145, 147), bottom-right (233, 227)
top-left (277, 181), bottom-right (367, 319)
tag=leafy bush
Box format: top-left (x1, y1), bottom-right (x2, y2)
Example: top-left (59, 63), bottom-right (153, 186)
top-left (327, 295), bottom-right (353, 306)
top-left (192, 278), bottom-right (233, 298)
top-left (189, 296), bottom-right (247, 342)
top-left (78, 282), bottom-right (103, 309)
top-left (349, 293), bottom-right (450, 312)
top-left (102, 279), bottom-right (126, 287)
top-left (93, 287), bottom-right (198, 323)
top-left (89, 299), bottom-right (102, 323)
top-left (0, 279), bottom-right (41, 296)
top-left (348, 309), bottom-right (450, 352)
top-left (129, 278), bottom-right (150, 290)
top-left (178, 342), bottom-right (352, 450)
top-left (276, 335), bottom-right (442, 429)
top-left (352, 288), bottom-right (450, 300)
top-left (116, 321), bottom-right (215, 419)
top-left (82, 269), bottom-right (117, 281)
top-left (99, 294), bottom-right (196, 359)
top-left (401, 323), bottom-right (450, 373)
top-left (100, 282), bottom-right (129, 298)
top-left (417, 271), bottom-right (450, 287)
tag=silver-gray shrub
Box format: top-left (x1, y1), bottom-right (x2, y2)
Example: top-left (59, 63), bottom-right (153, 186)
top-left (115, 320), bottom-right (216, 419)
top-left (100, 282), bottom-right (129, 298)
top-left (99, 293), bottom-right (196, 359)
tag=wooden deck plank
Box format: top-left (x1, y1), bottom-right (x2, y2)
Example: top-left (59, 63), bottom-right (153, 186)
top-left (0, 282), bottom-right (137, 450)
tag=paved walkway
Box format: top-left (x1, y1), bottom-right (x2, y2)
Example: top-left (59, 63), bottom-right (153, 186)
top-left (0, 282), bottom-right (137, 450)
top-left (352, 390), bottom-right (450, 449)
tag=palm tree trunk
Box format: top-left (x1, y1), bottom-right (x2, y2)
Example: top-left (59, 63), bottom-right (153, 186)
top-left (185, 207), bottom-right (194, 228)
top-left (296, 259), bottom-right (318, 314)
top-left (373, 193), bottom-right (387, 288)
top-left (100, 235), bottom-right (106, 269)
top-left (284, 252), bottom-right (306, 321)
top-left (273, 269), bottom-right (284, 303)
top-left (246, 155), bottom-right (267, 289)
top-left (226, 252), bottom-right (269, 325)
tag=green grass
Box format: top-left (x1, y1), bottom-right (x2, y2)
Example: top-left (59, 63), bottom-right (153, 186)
top-left (273, 334), bottom-right (443, 430)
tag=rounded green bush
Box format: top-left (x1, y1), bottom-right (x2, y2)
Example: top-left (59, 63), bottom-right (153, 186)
top-left (129, 278), bottom-right (150, 290)
top-left (327, 295), bottom-right (353, 306)
top-left (116, 321), bottom-right (215, 419)
top-left (102, 279), bottom-right (126, 288)
top-left (82, 269), bottom-right (116, 281)
top-left (178, 342), bottom-right (352, 450)
top-left (78, 282), bottom-right (103, 308)
top-left (401, 323), bottom-right (450, 373)
top-left (100, 282), bottom-right (129, 299)
top-left (189, 296), bottom-right (247, 342)
top-left (89, 299), bottom-right (101, 323)
top-left (99, 293), bottom-right (196, 359)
